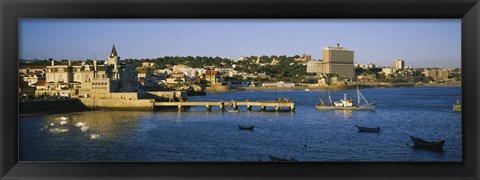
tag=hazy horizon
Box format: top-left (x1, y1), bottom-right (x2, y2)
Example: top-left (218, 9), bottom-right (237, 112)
top-left (20, 19), bottom-right (461, 68)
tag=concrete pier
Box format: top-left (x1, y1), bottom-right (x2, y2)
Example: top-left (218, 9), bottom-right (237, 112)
top-left (153, 101), bottom-right (295, 112)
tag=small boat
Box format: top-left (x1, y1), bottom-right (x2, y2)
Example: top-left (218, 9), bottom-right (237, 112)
top-left (228, 109), bottom-right (239, 113)
top-left (316, 86), bottom-right (376, 110)
top-left (268, 155), bottom-right (297, 161)
top-left (409, 136), bottom-right (445, 150)
top-left (238, 125), bottom-right (254, 130)
top-left (453, 99), bottom-right (461, 112)
top-left (355, 125), bottom-right (381, 132)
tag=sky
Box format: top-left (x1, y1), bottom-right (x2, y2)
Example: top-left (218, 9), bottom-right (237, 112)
top-left (19, 19), bottom-right (461, 68)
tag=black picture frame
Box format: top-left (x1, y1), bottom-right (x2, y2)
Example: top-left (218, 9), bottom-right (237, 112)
top-left (1, 0), bottom-right (479, 179)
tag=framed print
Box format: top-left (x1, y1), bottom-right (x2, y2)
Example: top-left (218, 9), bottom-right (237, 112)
top-left (1, 0), bottom-right (479, 179)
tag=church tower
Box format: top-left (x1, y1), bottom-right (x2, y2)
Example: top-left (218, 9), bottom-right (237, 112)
top-left (107, 44), bottom-right (120, 80)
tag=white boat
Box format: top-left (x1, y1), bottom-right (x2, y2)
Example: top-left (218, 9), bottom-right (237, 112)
top-left (453, 99), bottom-right (461, 112)
top-left (316, 86), bottom-right (376, 110)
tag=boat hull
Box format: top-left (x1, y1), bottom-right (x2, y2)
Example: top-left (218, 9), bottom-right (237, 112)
top-left (409, 136), bottom-right (445, 150)
top-left (238, 125), bottom-right (254, 130)
top-left (355, 125), bottom-right (381, 132)
top-left (315, 104), bottom-right (375, 110)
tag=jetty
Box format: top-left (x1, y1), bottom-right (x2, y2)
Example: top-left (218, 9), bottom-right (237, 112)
top-left (153, 100), bottom-right (295, 112)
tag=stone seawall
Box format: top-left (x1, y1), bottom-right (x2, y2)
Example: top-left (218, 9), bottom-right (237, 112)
top-left (79, 98), bottom-right (154, 111)
top-left (20, 99), bottom-right (90, 116)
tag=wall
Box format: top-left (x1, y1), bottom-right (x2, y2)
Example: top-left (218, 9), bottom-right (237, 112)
top-left (20, 99), bottom-right (90, 115)
top-left (79, 98), bottom-right (153, 111)
top-left (143, 91), bottom-right (187, 102)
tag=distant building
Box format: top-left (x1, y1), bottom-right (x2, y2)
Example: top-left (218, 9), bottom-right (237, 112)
top-left (381, 67), bottom-right (396, 76)
top-left (38, 45), bottom-right (137, 98)
top-left (318, 73), bottom-right (339, 86)
top-left (424, 69), bottom-right (449, 81)
top-left (261, 81), bottom-right (295, 88)
top-left (394, 59), bottom-right (405, 70)
top-left (365, 63), bottom-right (375, 69)
top-left (322, 44), bottom-right (355, 79)
top-left (141, 62), bottom-right (155, 68)
top-left (295, 53), bottom-right (312, 62)
top-left (306, 61), bottom-right (323, 74)
top-left (205, 69), bottom-right (221, 85)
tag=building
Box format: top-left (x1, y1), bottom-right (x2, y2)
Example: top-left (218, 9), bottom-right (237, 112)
top-left (381, 67), bottom-right (396, 76)
top-left (318, 73), bottom-right (339, 86)
top-left (306, 44), bottom-right (355, 79)
top-left (424, 69), bottom-right (449, 81)
top-left (262, 81), bottom-right (295, 88)
top-left (37, 45), bottom-right (137, 98)
top-left (295, 53), bottom-right (312, 62)
top-left (322, 44), bottom-right (355, 79)
top-left (394, 59), bottom-right (405, 70)
top-left (205, 70), bottom-right (221, 85)
top-left (306, 61), bottom-right (323, 74)
top-left (365, 63), bottom-right (376, 69)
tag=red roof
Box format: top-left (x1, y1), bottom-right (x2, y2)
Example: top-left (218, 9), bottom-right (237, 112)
top-left (19, 66), bottom-right (46, 69)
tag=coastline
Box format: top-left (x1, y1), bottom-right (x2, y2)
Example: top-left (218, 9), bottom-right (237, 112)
top-left (205, 82), bottom-right (461, 93)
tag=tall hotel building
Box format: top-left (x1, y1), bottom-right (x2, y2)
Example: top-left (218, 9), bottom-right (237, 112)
top-left (322, 44), bottom-right (355, 79)
top-left (307, 44), bottom-right (355, 79)
top-left (394, 59), bottom-right (405, 70)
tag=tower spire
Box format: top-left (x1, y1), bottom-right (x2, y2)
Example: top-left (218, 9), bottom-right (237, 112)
top-left (110, 44), bottom-right (117, 57)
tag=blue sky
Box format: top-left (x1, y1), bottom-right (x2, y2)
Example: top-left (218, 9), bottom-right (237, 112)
top-left (19, 19), bottom-right (460, 68)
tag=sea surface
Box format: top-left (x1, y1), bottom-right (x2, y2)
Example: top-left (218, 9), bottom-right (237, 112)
top-left (19, 86), bottom-right (462, 161)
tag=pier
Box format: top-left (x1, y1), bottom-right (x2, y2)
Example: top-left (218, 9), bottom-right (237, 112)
top-left (153, 101), bottom-right (295, 112)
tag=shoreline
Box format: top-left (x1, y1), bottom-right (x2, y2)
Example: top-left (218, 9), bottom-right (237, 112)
top-left (205, 82), bottom-right (461, 93)
top-left (20, 84), bottom-right (461, 117)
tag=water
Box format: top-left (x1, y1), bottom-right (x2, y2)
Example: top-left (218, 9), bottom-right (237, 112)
top-left (19, 86), bottom-right (462, 161)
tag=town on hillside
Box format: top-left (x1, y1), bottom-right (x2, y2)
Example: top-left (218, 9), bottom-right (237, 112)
top-left (19, 44), bottom-right (461, 101)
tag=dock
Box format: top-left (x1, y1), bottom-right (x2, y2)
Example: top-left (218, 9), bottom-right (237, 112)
top-left (153, 101), bottom-right (295, 112)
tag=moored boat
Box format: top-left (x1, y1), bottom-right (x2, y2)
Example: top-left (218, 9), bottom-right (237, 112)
top-left (453, 99), bottom-right (461, 112)
top-left (316, 87), bottom-right (376, 110)
top-left (238, 125), bottom-right (254, 130)
top-left (355, 125), bottom-right (381, 132)
top-left (409, 136), bottom-right (445, 150)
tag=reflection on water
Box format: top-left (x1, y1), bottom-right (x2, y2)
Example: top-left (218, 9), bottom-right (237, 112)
top-left (20, 87), bottom-right (461, 161)
top-left (334, 110), bottom-right (353, 119)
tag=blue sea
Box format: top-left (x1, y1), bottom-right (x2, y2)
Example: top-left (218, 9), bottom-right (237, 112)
top-left (19, 86), bottom-right (462, 161)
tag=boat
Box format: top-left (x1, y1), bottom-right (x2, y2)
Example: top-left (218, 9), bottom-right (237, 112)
top-left (453, 99), bottom-right (461, 112)
top-left (238, 125), bottom-right (254, 130)
top-left (316, 86), bottom-right (376, 110)
top-left (409, 136), bottom-right (445, 150)
top-left (228, 109), bottom-right (239, 113)
top-left (268, 155), bottom-right (297, 161)
top-left (355, 125), bottom-right (381, 132)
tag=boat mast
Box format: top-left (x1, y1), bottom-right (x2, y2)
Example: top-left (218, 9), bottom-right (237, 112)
top-left (357, 86), bottom-right (360, 105)
top-left (328, 90), bottom-right (332, 104)
top-left (357, 87), bottom-right (369, 104)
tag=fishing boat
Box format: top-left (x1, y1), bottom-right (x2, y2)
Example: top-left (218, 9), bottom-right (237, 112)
top-left (316, 86), bottom-right (376, 110)
top-left (238, 125), bottom-right (254, 130)
top-left (453, 99), bottom-right (461, 112)
top-left (409, 136), bottom-right (445, 150)
top-left (268, 155), bottom-right (297, 161)
top-left (355, 125), bottom-right (381, 132)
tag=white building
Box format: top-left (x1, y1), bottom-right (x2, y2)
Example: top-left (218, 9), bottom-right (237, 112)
top-left (394, 59), bottom-right (405, 70)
